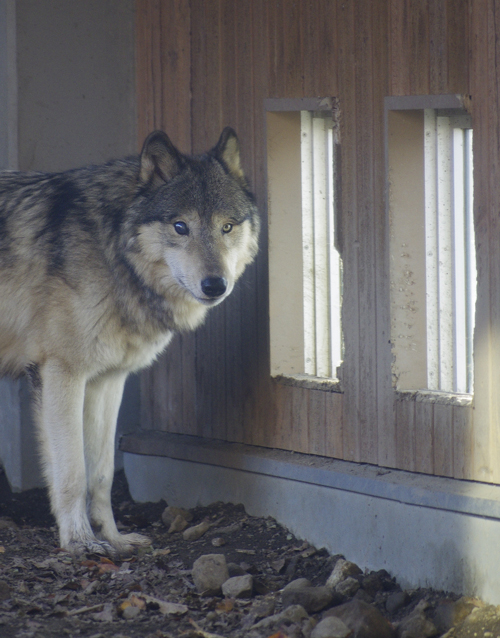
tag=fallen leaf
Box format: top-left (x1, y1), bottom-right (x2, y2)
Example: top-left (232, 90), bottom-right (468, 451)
top-left (0, 546), bottom-right (5, 553)
top-left (215, 599), bottom-right (234, 613)
top-left (67, 603), bottom-right (105, 617)
top-left (136, 593), bottom-right (188, 616)
top-left (129, 594), bottom-right (147, 610)
top-left (267, 632), bottom-right (289, 638)
top-left (118, 600), bottom-right (132, 614)
top-left (99, 557), bottom-right (116, 565)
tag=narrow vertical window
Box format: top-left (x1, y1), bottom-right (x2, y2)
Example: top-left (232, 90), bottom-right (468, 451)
top-left (267, 99), bottom-right (342, 383)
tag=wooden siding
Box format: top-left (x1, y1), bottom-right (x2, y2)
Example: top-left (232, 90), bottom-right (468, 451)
top-left (136, 0), bottom-right (500, 484)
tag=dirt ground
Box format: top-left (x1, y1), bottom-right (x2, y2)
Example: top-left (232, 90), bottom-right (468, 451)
top-left (0, 467), bottom-right (491, 638)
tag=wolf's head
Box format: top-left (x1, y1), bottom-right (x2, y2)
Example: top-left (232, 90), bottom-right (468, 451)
top-left (126, 129), bottom-right (260, 329)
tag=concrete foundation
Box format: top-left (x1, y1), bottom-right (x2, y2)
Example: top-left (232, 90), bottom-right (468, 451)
top-left (122, 431), bottom-right (500, 604)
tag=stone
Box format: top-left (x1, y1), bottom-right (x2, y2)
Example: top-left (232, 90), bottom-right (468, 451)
top-left (386, 591), bottom-right (410, 615)
top-left (282, 585), bottom-right (334, 614)
top-left (396, 607), bottom-right (438, 638)
top-left (432, 597), bottom-right (478, 633)
top-left (311, 616), bottom-right (353, 638)
top-left (284, 578), bottom-right (313, 592)
top-left (211, 536), bottom-right (226, 547)
top-left (444, 605), bottom-right (500, 638)
top-left (192, 554), bottom-right (229, 596)
top-left (361, 574), bottom-right (383, 597)
top-left (326, 559), bottom-right (362, 590)
top-left (353, 589), bottom-right (374, 605)
top-left (168, 514), bottom-right (189, 534)
top-left (227, 562), bottom-right (247, 577)
top-left (122, 605), bottom-right (141, 620)
top-left (241, 595), bottom-right (277, 629)
top-left (183, 520), bottom-right (211, 541)
top-left (253, 604), bottom-right (309, 629)
top-left (161, 506), bottom-right (193, 527)
top-left (335, 577), bottom-right (360, 598)
top-left (325, 599), bottom-right (396, 638)
top-left (222, 574), bottom-right (253, 599)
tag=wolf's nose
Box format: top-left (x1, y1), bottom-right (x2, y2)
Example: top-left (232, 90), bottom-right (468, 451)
top-left (201, 276), bottom-right (227, 298)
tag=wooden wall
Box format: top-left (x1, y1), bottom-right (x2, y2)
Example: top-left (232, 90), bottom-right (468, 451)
top-left (136, 1), bottom-right (500, 485)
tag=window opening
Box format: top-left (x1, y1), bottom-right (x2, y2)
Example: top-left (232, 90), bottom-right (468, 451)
top-left (267, 99), bottom-right (342, 382)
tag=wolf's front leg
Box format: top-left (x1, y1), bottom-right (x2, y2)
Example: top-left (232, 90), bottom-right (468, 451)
top-left (84, 372), bottom-right (151, 555)
top-left (37, 361), bottom-right (108, 554)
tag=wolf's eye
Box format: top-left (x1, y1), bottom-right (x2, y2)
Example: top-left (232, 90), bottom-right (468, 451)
top-left (222, 223), bottom-right (233, 234)
top-left (174, 221), bottom-right (189, 236)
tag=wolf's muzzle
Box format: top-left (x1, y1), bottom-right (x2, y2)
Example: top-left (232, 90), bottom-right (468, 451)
top-left (201, 276), bottom-right (227, 298)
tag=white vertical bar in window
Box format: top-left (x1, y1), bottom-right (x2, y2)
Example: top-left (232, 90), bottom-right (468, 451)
top-left (327, 125), bottom-right (342, 371)
top-left (436, 115), bottom-right (454, 391)
top-left (465, 129), bottom-right (476, 393)
top-left (301, 111), bottom-right (315, 375)
top-left (312, 115), bottom-right (332, 377)
top-left (452, 128), bottom-right (467, 393)
top-left (424, 109), bottom-right (439, 390)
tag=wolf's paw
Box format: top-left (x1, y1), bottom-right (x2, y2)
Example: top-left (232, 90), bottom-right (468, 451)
top-left (65, 537), bottom-right (115, 557)
top-left (97, 531), bottom-right (152, 557)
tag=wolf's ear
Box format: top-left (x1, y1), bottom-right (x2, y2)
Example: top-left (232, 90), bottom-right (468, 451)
top-left (213, 127), bottom-right (245, 181)
top-left (139, 131), bottom-right (184, 187)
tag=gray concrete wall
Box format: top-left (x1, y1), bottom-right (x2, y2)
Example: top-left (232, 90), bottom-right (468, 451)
top-left (123, 434), bottom-right (500, 604)
top-left (0, 0), bottom-right (138, 490)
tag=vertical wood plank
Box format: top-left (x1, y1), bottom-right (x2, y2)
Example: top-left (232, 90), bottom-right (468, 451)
top-left (486, 0), bottom-right (500, 483)
top-left (308, 390), bottom-right (327, 457)
top-left (325, 391), bottom-right (344, 459)
top-left (389, 0), bottom-right (411, 95)
top-left (355, 0), bottom-right (378, 464)
top-left (283, 0), bottom-right (303, 97)
top-left (336, 0), bottom-right (361, 463)
top-left (373, 0), bottom-right (396, 468)
top-left (291, 386), bottom-right (310, 453)
top-left (428, 0), bottom-right (447, 94)
top-left (396, 399), bottom-right (416, 472)
top-left (433, 403), bottom-right (454, 477)
top-left (249, 0), bottom-right (274, 448)
top-left (267, 0), bottom-right (286, 97)
top-left (469, 0), bottom-right (494, 482)
top-left (159, 0), bottom-right (191, 151)
top-left (274, 382), bottom-right (294, 451)
top-left (409, 0), bottom-right (430, 95)
top-left (453, 404), bottom-right (473, 480)
top-left (446, 0), bottom-right (469, 94)
top-left (414, 401), bottom-right (434, 475)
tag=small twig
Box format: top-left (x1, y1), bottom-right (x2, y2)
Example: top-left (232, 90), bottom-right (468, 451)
top-left (67, 603), bottom-right (104, 616)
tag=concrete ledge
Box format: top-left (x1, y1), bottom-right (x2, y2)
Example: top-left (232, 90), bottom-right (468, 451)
top-left (121, 431), bottom-right (500, 603)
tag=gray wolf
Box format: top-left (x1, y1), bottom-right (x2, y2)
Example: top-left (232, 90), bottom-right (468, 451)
top-left (0, 129), bottom-right (259, 555)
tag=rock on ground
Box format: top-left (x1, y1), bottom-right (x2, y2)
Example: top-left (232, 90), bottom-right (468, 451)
top-left (192, 553), bottom-right (230, 596)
